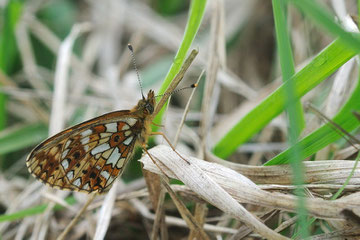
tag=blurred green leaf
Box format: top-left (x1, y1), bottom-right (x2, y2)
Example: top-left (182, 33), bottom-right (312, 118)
top-left (272, 0), bottom-right (308, 237)
top-left (273, 0), bottom-right (304, 136)
top-left (0, 123), bottom-right (48, 155)
top-left (37, 0), bottom-right (76, 39)
top-left (142, 55), bottom-right (173, 88)
top-left (154, 0), bottom-right (188, 16)
top-left (266, 71), bottom-right (360, 165)
top-left (0, 0), bottom-right (22, 72)
top-left (0, 196), bottom-right (76, 222)
top-left (265, 0), bottom-right (360, 166)
top-left (287, 0), bottom-right (360, 53)
top-left (213, 38), bottom-right (358, 159)
top-left (34, 0), bottom-right (77, 69)
top-left (0, 1), bottom-right (23, 130)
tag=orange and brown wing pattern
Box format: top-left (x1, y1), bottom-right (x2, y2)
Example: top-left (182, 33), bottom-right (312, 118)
top-left (26, 115), bottom-right (140, 193)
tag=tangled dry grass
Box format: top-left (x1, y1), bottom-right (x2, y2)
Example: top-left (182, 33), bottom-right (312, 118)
top-left (1, 0), bottom-right (360, 239)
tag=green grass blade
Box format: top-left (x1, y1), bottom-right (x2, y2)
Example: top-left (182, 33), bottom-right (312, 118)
top-left (0, 123), bottom-right (48, 155)
top-left (0, 204), bottom-right (48, 222)
top-left (266, 68), bottom-right (360, 165)
top-left (153, 0), bottom-right (207, 127)
top-left (0, 1), bottom-right (23, 130)
top-left (272, 0), bottom-right (304, 136)
top-left (273, 0), bottom-right (308, 237)
top-left (291, 152), bottom-right (360, 238)
top-left (213, 38), bottom-right (357, 159)
top-left (0, 0), bottom-right (22, 72)
top-left (332, 152), bottom-right (360, 200)
top-left (287, 0), bottom-right (360, 53)
top-left (0, 205), bottom-right (47, 222)
top-left (0, 197), bottom-right (76, 222)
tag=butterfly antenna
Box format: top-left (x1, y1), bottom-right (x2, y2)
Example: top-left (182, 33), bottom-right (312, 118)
top-left (155, 83), bottom-right (198, 99)
top-left (128, 44), bottom-right (145, 99)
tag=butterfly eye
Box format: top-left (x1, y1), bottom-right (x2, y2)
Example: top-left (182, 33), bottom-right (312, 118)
top-left (145, 103), bottom-right (154, 114)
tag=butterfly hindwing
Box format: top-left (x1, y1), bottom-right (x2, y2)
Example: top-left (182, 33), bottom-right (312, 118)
top-left (26, 112), bottom-right (140, 193)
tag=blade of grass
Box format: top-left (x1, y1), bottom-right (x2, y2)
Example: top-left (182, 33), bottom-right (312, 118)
top-left (273, 0), bottom-right (308, 237)
top-left (0, 123), bottom-right (48, 156)
top-left (265, 0), bottom-right (360, 165)
top-left (152, 0), bottom-right (207, 128)
top-left (287, 0), bottom-right (360, 53)
top-left (0, 197), bottom-right (76, 222)
top-left (0, 204), bottom-right (48, 223)
top-left (266, 75), bottom-right (360, 165)
top-left (0, 1), bottom-right (23, 130)
top-left (272, 0), bottom-right (304, 136)
top-left (0, 1), bottom-right (22, 73)
top-left (332, 151), bottom-right (360, 200)
top-left (213, 38), bottom-right (358, 159)
top-left (292, 146), bottom-right (360, 238)
top-left (288, 1), bottom-right (360, 235)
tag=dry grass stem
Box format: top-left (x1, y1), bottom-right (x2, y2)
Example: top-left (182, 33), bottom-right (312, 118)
top-left (159, 177), bottom-right (210, 240)
top-left (141, 145), bottom-right (360, 221)
top-left (200, 0), bottom-right (226, 149)
top-left (274, 216), bottom-right (298, 233)
top-left (130, 198), bottom-right (237, 235)
top-left (150, 188), bottom-right (166, 240)
top-left (49, 22), bottom-right (92, 134)
top-left (173, 69), bottom-right (204, 146)
top-left (57, 193), bottom-right (96, 240)
top-left (153, 49), bottom-right (199, 117)
top-left (93, 181), bottom-right (118, 240)
top-left (4, 1), bottom-right (360, 239)
top-left (141, 145), bottom-right (288, 239)
top-left (142, 167), bottom-right (167, 239)
top-left (0, 71), bottom-right (49, 122)
top-left (206, 150), bottom-right (360, 186)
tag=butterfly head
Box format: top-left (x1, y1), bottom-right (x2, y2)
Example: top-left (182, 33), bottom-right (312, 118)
top-left (135, 90), bottom-right (155, 116)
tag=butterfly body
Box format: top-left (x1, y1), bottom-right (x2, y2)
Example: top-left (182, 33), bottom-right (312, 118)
top-left (26, 90), bottom-right (156, 193)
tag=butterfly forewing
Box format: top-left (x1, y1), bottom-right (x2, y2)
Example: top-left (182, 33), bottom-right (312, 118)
top-left (26, 112), bottom-right (140, 193)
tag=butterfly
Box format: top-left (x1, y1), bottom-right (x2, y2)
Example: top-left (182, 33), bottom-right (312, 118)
top-left (26, 90), bottom-right (156, 194)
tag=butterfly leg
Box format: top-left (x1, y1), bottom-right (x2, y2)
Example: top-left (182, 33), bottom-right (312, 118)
top-left (143, 147), bottom-right (173, 178)
top-left (150, 132), bottom-right (190, 165)
top-left (151, 122), bottom-right (164, 128)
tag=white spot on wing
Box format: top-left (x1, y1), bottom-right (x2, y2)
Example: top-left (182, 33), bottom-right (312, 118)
top-left (100, 170), bottom-right (110, 179)
top-left (105, 176), bottom-right (115, 187)
top-left (81, 129), bottom-right (92, 137)
top-left (84, 145), bottom-right (89, 152)
top-left (105, 123), bottom-right (117, 133)
top-left (83, 182), bottom-right (90, 190)
top-left (61, 159), bottom-right (69, 170)
top-left (81, 136), bottom-right (90, 145)
top-left (123, 136), bottom-right (134, 145)
top-left (107, 147), bottom-right (120, 167)
top-left (91, 143), bottom-right (111, 155)
top-left (124, 130), bottom-right (131, 137)
top-left (122, 124), bottom-right (130, 130)
top-left (67, 171), bottom-right (74, 180)
top-left (73, 178), bottom-right (81, 187)
top-left (126, 118), bottom-right (137, 126)
top-left (65, 140), bottom-right (71, 149)
top-left (61, 149), bottom-right (70, 159)
top-left (96, 165), bottom-right (101, 170)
